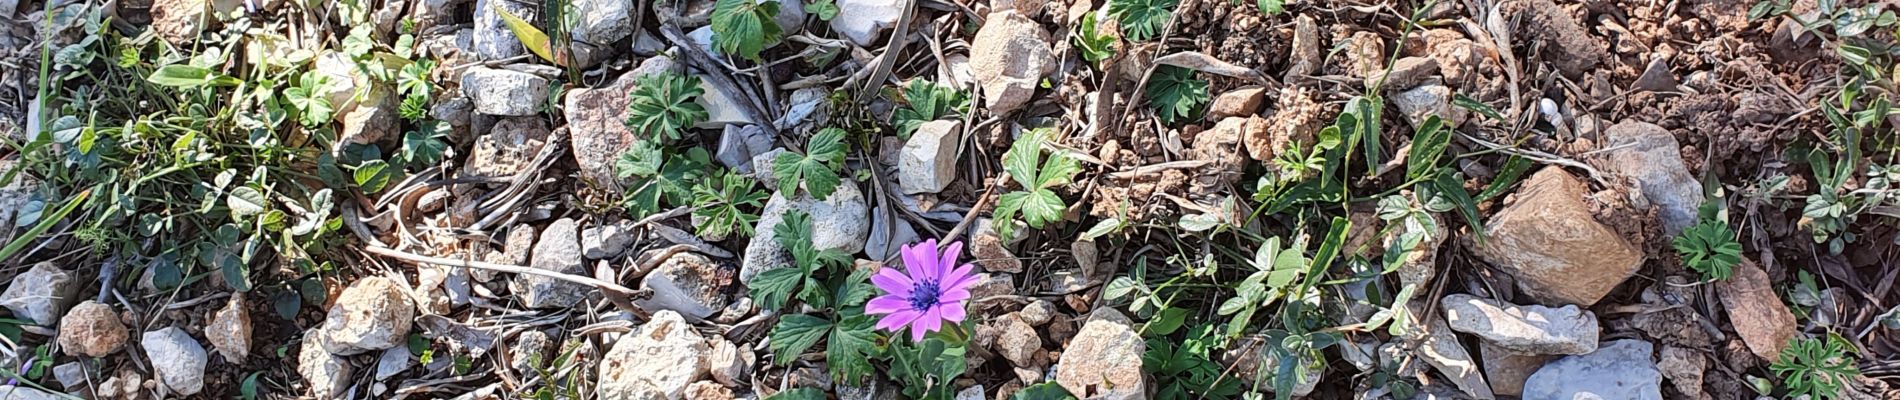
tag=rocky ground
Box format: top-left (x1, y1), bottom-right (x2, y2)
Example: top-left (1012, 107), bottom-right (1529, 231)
top-left (0, 0), bottom-right (1898, 399)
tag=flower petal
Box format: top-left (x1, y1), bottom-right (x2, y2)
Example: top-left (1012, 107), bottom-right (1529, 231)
top-left (872, 268), bottom-right (914, 295)
top-left (937, 288), bottom-right (971, 303)
top-left (938, 301), bottom-right (967, 322)
top-left (902, 241), bottom-right (934, 282)
top-left (941, 263), bottom-right (976, 291)
top-left (912, 307), bottom-right (944, 342)
top-left (877, 309), bottom-right (922, 331)
top-left (866, 295), bottom-right (911, 314)
top-left (937, 241), bottom-right (965, 281)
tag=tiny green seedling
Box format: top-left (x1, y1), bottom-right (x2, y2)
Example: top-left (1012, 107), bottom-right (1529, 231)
top-left (711, 0), bottom-right (785, 62)
top-left (993, 128), bottom-right (1081, 241)
top-left (1144, 66), bottom-right (1209, 125)
top-left (624, 72), bottom-right (709, 142)
top-left (1108, 0), bottom-right (1177, 42)
top-left (772, 128), bottom-right (849, 199)
top-left (1771, 333), bottom-right (1861, 399)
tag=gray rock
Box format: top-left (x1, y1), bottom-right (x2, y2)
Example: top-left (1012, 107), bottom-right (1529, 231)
top-left (708, 337), bottom-right (754, 387)
top-left (0, 0), bottom-right (16, 20)
top-left (376, 346), bottom-right (412, 380)
top-left (1285, 15), bottom-right (1321, 79)
top-left (566, 70), bottom-right (646, 193)
top-left (510, 330), bottom-right (550, 377)
top-left (599, 311), bottom-right (709, 400)
top-left (207, 294), bottom-right (252, 362)
top-left (321, 276), bottom-right (417, 355)
top-left (571, 0), bottom-right (634, 44)
top-left (298, 331), bottom-right (352, 398)
top-left (970, 11), bottom-right (1056, 116)
top-left (688, 26), bottom-right (728, 64)
top-left (1019, 300), bottom-right (1056, 326)
top-left (472, 0), bottom-right (537, 60)
top-left (715, 124), bottom-right (775, 175)
top-left (1441, 294), bottom-right (1599, 355)
top-left (516, 218), bottom-right (590, 308)
top-left (830, 0), bottom-right (905, 46)
top-left (53, 362), bottom-right (84, 389)
top-left (740, 183), bottom-right (870, 283)
top-left (695, 74), bottom-right (759, 128)
top-left (864, 206), bottom-right (920, 261)
top-left (750, 148), bottom-right (789, 191)
top-left (463, 67), bottom-right (550, 116)
top-left (771, 0), bottom-right (807, 35)
top-left (632, 29), bottom-right (667, 56)
top-left (142, 327), bottom-right (208, 395)
top-left (1604, 120), bottom-right (1703, 235)
top-left (1632, 56), bottom-right (1678, 92)
top-left (968, 273), bottom-right (1013, 300)
top-left (1523, 340), bottom-right (1662, 400)
top-left (1408, 304), bottom-right (1495, 400)
top-left (0, 386), bottom-right (62, 400)
top-left (1656, 345), bottom-right (1705, 398)
top-left (636, 253), bottom-right (733, 321)
top-left (0, 158), bottom-right (37, 229)
top-left (1054, 309), bottom-right (1145, 400)
top-left (955, 385), bottom-right (986, 400)
top-left (583, 219), bottom-right (638, 260)
top-left (1393, 85), bottom-right (1467, 129)
top-left (776, 87), bottom-right (832, 131)
top-left (339, 86), bottom-right (398, 144)
top-left (0, 262), bottom-right (77, 326)
top-left (898, 120), bottom-right (962, 194)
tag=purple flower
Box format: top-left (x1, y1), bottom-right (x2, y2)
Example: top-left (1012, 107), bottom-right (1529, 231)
top-left (867, 239), bottom-right (978, 342)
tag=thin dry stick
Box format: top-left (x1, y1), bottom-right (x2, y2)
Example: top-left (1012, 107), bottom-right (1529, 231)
top-left (362, 246), bottom-right (642, 313)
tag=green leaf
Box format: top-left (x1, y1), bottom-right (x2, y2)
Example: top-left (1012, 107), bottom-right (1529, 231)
top-left (1020, 189), bottom-right (1066, 228)
top-left (712, 0), bottom-right (784, 61)
top-left (767, 388), bottom-right (827, 400)
top-left (1474, 155), bottom-right (1531, 203)
top-left (403, 122), bottom-right (451, 166)
top-left (1012, 382), bottom-right (1078, 400)
top-left (1147, 307), bottom-right (1190, 336)
top-left (1257, 0), bottom-right (1284, 14)
top-left (624, 73), bottom-right (709, 141)
top-left (493, 2), bottom-right (560, 64)
top-left (1453, 93), bottom-right (1504, 121)
top-left (1003, 129), bottom-right (1046, 188)
top-left (1080, 217), bottom-right (1125, 241)
top-left (226, 187), bottom-right (269, 217)
top-left (1433, 169), bottom-right (1485, 242)
top-left (891, 80), bottom-right (969, 139)
top-left (805, 0), bottom-right (839, 20)
top-left (828, 314), bottom-right (881, 384)
top-left (1146, 66), bottom-right (1210, 125)
top-left (769, 314), bottom-right (833, 365)
top-left (1105, 276), bottom-right (1140, 300)
top-left (354, 160), bottom-right (393, 193)
top-left (1074, 12), bottom-right (1117, 66)
top-left (1349, 96), bottom-right (1385, 172)
top-left (1108, 0), bottom-right (1178, 42)
top-left (773, 128), bottom-right (848, 198)
top-left (1405, 116), bottom-right (1448, 181)
top-left (1674, 219), bottom-right (1741, 281)
top-left (751, 267), bottom-right (804, 312)
top-left (147, 65), bottom-right (241, 87)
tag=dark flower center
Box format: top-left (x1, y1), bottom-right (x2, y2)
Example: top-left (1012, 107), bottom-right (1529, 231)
top-left (908, 280), bottom-right (942, 310)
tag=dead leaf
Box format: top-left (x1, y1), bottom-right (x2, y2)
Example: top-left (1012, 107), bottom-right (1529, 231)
top-left (1153, 52), bottom-right (1267, 84)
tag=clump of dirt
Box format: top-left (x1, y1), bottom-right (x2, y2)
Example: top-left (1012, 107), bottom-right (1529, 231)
top-left (1501, 0), bottom-right (1610, 78)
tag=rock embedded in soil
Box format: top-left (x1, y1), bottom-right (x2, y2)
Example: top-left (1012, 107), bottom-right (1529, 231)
top-left (468, 116), bottom-right (552, 179)
top-left (715, 124), bottom-right (775, 175)
top-left (1473, 166), bottom-right (1644, 307)
top-left (1341, 31), bottom-right (1385, 78)
top-left (582, 219), bottom-right (638, 260)
top-left (57, 300), bottom-right (127, 358)
top-left (1393, 85), bottom-right (1467, 129)
top-left (206, 294), bottom-right (252, 362)
top-left (1054, 309), bottom-right (1145, 400)
top-left (600, 310), bottom-right (709, 400)
top-left (1523, 339), bottom-right (1662, 400)
top-left (1500, 0), bottom-right (1607, 79)
top-left (1632, 56), bottom-right (1678, 93)
top-left (1409, 308), bottom-right (1495, 399)
top-left (992, 313), bottom-right (1041, 367)
top-left (569, 0), bottom-right (634, 45)
top-left (472, 0), bottom-right (537, 60)
top-left (740, 183), bottom-right (870, 283)
top-left (566, 62), bottom-right (672, 193)
top-left (339, 87), bottom-right (398, 144)
top-left (53, 362), bottom-right (83, 389)
top-left (1368, 57), bottom-right (1440, 91)
top-left (463, 66), bottom-right (550, 116)
top-left (865, 206), bottom-right (921, 261)
top-left (637, 252), bottom-right (733, 322)
top-left (694, 74), bottom-right (761, 129)
top-left (509, 330), bottom-right (550, 377)
top-left (1603, 120), bottom-right (1703, 235)
top-left (830, 0), bottom-right (905, 46)
top-left (298, 331), bottom-right (352, 398)
top-left (708, 337), bottom-right (753, 386)
top-left (1717, 260), bottom-right (1796, 362)
top-left (1207, 86), bottom-right (1267, 119)
top-left (970, 10), bottom-right (1056, 116)
top-left (517, 218), bottom-right (590, 308)
top-left (1247, 86), bottom-right (1324, 161)
top-left (1656, 345), bottom-right (1706, 398)
top-left (1285, 15), bottom-right (1322, 79)
top-left (687, 381), bottom-right (739, 400)
top-left (321, 276), bottom-right (418, 355)
top-left (971, 233), bottom-right (1021, 273)
top-left (376, 346), bottom-right (413, 380)
top-left (1481, 342), bottom-right (1554, 397)
top-left (0, 262), bottom-right (77, 326)
top-left (143, 327), bottom-right (208, 396)
top-left (150, 0), bottom-right (208, 46)
top-left (0, 158), bottom-right (37, 229)
top-left (1441, 294), bottom-right (1599, 355)
top-left (898, 120), bottom-right (963, 194)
